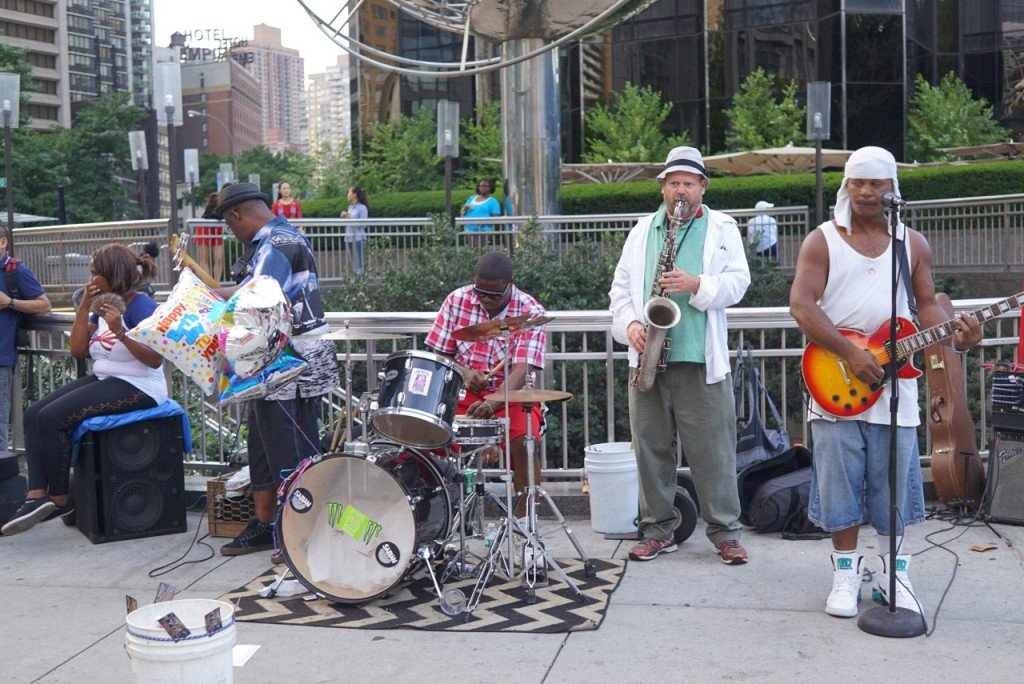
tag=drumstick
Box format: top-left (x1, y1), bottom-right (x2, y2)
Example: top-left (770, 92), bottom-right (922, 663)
top-left (484, 358), bottom-right (506, 380)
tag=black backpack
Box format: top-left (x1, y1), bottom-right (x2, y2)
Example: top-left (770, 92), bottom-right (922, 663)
top-left (747, 466), bottom-right (829, 540)
top-left (737, 445), bottom-right (813, 525)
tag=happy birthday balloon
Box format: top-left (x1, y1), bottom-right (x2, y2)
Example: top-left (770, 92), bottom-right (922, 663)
top-left (129, 268), bottom-right (227, 395)
top-left (220, 276), bottom-right (293, 379)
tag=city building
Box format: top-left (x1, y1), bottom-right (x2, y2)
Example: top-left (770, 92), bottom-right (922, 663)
top-left (180, 59), bottom-right (262, 161)
top-left (353, 0), bottom-right (1024, 162)
top-left (307, 55), bottom-right (352, 154)
top-left (228, 23), bottom-right (306, 153)
top-left (65, 0), bottom-right (131, 115)
top-left (128, 0), bottom-right (154, 107)
top-left (0, 0), bottom-right (69, 129)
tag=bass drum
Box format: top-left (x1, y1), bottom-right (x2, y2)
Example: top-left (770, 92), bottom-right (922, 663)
top-left (279, 446), bottom-right (459, 604)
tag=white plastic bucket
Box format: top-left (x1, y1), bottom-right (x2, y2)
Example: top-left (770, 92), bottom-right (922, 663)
top-left (584, 442), bottom-right (639, 534)
top-left (125, 598), bottom-right (237, 684)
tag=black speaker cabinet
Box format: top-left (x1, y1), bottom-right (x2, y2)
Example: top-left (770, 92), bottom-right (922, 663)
top-left (985, 429), bottom-right (1024, 526)
top-left (74, 416), bottom-right (187, 543)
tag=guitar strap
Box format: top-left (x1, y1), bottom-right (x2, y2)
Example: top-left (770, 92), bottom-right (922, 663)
top-left (894, 230), bottom-right (919, 326)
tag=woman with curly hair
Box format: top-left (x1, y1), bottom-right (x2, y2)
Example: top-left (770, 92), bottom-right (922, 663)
top-left (2, 244), bottom-right (165, 536)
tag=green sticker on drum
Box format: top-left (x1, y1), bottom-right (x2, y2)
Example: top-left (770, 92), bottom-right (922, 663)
top-left (327, 502), bottom-right (383, 545)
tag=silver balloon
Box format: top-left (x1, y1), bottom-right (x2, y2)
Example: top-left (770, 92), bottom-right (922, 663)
top-left (222, 276), bottom-right (293, 378)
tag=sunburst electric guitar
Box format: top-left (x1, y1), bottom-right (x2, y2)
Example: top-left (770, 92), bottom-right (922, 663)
top-left (802, 291), bottom-right (1024, 418)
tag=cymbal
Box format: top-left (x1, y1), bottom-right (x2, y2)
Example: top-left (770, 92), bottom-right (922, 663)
top-left (293, 329), bottom-right (410, 341)
top-left (484, 389), bottom-right (573, 404)
top-left (452, 314), bottom-right (553, 342)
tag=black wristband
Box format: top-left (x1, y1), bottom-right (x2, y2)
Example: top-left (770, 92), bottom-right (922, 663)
top-left (6, 299), bottom-right (14, 311)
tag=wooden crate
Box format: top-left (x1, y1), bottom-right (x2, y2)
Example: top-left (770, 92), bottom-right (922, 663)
top-left (206, 474), bottom-right (254, 538)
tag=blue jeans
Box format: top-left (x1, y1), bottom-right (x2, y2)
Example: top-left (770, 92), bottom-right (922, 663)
top-left (808, 420), bottom-right (925, 535)
top-left (0, 365), bottom-right (11, 451)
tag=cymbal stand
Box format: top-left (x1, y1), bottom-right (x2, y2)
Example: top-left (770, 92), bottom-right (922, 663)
top-left (515, 400), bottom-right (592, 603)
top-left (441, 447), bottom-right (509, 583)
top-left (340, 320), bottom-right (356, 442)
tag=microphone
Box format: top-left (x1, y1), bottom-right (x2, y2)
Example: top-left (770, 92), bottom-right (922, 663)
top-left (880, 191), bottom-right (907, 209)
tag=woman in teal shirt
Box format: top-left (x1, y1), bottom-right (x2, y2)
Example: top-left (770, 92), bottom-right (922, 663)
top-left (461, 179), bottom-right (502, 233)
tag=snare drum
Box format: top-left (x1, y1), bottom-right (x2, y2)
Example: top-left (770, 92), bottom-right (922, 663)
top-left (372, 350), bottom-right (465, 448)
top-left (452, 416), bottom-right (505, 447)
top-left (278, 446), bottom-right (459, 604)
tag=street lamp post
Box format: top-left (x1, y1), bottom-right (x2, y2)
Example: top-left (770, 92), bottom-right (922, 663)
top-left (0, 73), bottom-right (20, 257)
top-left (807, 81), bottom-right (832, 227)
top-left (155, 62), bottom-right (182, 257)
top-left (128, 130), bottom-right (148, 218)
top-left (187, 109), bottom-right (236, 183)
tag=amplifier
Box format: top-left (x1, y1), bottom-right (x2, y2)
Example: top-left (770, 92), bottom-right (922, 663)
top-left (986, 429), bottom-right (1024, 525)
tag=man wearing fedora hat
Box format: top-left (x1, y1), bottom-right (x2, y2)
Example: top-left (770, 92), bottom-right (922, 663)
top-left (609, 146), bottom-right (751, 564)
top-left (213, 182), bottom-right (340, 559)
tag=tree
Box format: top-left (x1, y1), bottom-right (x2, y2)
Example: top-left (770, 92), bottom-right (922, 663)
top-left (9, 93), bottom-right (146, 223)
top-left (724, 68), bottom-right (804, 151)
top-left (354, 111), bottom-right (442, 192)
top-left (459, 99), bottom-right (502, 185)
top-left (310, 140), bottom-right (353, 199)
top-left (906, 72), bottom-right (1007, 162)
top-left (582, 83), bottom-right (690, 163)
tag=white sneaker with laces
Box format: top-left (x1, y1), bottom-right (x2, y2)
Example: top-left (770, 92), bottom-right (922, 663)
top-left (825, 552), bottom-right (863, 618)
top-left (872, 553), bottom-right (921, 613)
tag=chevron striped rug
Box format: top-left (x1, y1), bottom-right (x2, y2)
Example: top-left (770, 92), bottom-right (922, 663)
top-left (219, 558), bottom-right (626, 633)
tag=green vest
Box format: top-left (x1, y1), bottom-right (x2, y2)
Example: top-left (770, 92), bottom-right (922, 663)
top-left (643, 204), bottom-right (708, 363)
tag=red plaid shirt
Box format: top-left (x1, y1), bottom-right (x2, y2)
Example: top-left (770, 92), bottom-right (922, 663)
top-left (426, 285), bottom-right (546, 393)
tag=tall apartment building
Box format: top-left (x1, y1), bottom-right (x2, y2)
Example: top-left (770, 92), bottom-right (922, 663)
top-left (180, 59), bottom-right (262, 160)
top-left (307, 55), bottom-right (351, 154)
top-left (229, 23), bottom-right (306, 153)
top-left (65, 0), bottom-right (130, 113)
top-left (0, 0), bottom-right (69, 129)
top-left (128, 0), bottom-right (153, 107)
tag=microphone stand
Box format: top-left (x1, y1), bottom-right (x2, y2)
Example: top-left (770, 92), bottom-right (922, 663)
top-left (858, 201), bottom-right (926, 638)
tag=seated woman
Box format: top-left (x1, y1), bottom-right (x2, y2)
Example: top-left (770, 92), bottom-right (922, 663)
top-left (2, 244), bottom-right (165, 536)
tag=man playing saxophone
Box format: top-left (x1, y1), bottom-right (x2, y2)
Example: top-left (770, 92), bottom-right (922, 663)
top-left (609, 146), bottom-right (751, 563)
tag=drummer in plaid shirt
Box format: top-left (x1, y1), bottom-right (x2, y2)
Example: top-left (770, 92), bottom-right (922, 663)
top-left (426, 252), bottom-right (546, 513)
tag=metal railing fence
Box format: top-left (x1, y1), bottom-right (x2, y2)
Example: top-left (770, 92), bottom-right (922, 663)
top-left (10, 194), bottom-right (1024, 294)
top-left (14, 303), bottom-right (1022, 478)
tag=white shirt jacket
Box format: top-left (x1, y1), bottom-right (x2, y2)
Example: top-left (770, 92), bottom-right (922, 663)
top-left (609, 207), bottom-right (751, 385)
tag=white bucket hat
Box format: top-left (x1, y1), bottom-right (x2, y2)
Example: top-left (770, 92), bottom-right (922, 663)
top-left (658, 146), bottom-right (709, 182)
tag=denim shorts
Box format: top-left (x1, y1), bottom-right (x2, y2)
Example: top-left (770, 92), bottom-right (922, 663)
top-left (807, 420), bottom-right (925, 535)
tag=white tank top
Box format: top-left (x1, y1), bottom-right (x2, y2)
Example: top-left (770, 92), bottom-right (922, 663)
top-left (811, 221), bottom-right (920, 427)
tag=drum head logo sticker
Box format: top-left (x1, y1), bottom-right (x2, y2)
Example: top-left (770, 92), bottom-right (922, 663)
top-left (408, 368), bottom-right (432, 396)
top-left (376, 542), bottom-right (401, 567)
top-left (327, 502), bottom-right (383, 545)
top-left (289, 488), bottom-right (313, 513)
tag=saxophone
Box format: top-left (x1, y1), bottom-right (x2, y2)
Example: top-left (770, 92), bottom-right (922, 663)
top-left (630, 197), bottom-right (685, 391)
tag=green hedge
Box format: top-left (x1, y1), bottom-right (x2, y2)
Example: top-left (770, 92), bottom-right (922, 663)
top-left (304, 160), bottom-right (1024, 218)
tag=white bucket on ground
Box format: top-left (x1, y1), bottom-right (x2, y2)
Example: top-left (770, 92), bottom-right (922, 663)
top-left (584, 442), bottom-right (639, 534)
top-left (125, 598), bottom-right (237, 684)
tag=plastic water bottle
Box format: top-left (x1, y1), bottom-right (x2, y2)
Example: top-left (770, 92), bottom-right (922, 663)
top-left (483, 522), bottom-right (497, 549)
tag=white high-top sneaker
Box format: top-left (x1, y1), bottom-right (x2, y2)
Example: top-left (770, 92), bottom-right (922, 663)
top-left (825, 552), bottom-right (863, 618)
top-left (872, 553), bottom-right (921, 613)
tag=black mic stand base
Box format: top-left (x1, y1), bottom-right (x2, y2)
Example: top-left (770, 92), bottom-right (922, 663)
top-left (858, 605), bottom-right (925, 638)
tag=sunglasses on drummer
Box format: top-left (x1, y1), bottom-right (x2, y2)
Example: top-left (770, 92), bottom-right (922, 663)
top-left (473, 282), bottom-right (511, 300)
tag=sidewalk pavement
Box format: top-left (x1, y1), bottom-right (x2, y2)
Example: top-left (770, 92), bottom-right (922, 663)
top-left (2, 507), bottom-right (1023, 683)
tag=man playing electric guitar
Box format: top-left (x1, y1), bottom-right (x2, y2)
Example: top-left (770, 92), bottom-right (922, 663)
top-left (789, 146), bottom-right (982, 620)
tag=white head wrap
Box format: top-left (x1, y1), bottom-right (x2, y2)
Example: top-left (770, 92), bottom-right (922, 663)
top-left (833, 146), bottom-right (901, 235)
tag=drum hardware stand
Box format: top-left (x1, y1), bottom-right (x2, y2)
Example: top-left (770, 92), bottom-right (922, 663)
top-left (441, 448), bottom-right (509, 583)
top-left (417, 545), bottom-right (467, 616)
top-left (515, 399), bottom-right (593, 603)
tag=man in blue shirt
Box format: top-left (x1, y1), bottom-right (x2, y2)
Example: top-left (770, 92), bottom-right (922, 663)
top-left (0, 230), bottom-right (51, 451)
top-left (213, 183), bottom-right (339, 558)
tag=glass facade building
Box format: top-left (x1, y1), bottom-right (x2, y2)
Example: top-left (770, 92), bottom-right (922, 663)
top-left (359, 0), bottom-right (1024, 162)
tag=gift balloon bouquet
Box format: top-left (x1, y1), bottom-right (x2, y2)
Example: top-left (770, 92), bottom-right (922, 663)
top-left (128, 268), bottom-right (307, 403)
